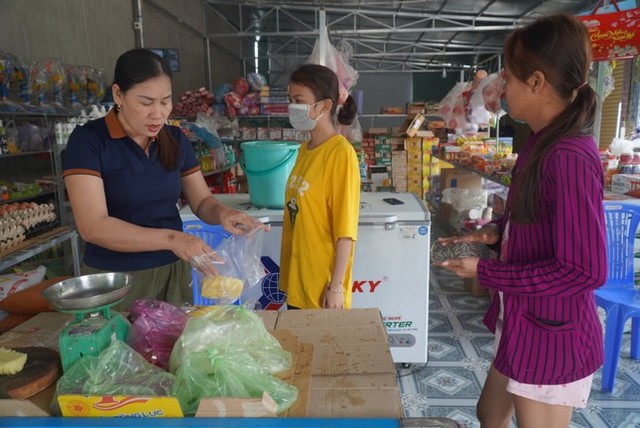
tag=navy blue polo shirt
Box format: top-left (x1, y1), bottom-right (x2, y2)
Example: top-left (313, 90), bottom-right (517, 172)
top-left (63, 109), bottom-right (200, 271)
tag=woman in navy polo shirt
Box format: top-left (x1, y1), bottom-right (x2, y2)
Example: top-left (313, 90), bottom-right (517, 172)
top-left (63, 49), bottom-right (260, 310)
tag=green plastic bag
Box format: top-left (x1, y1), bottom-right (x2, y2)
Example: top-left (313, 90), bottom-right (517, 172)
top-left (52, 341), bottom-right (177, 415)
top-left (174, 347), bottom-right (298, 415)
top-left (170, 305), bottom-right (291, 374)
top-left (170, 305), bottom-right (297, 415)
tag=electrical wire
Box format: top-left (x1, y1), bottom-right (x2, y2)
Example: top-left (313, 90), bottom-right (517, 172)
top-left (396, 361), bottom-right (429, 378)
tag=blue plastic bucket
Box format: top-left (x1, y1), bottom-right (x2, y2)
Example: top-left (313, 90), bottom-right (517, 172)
top-left (240, 141), bottom-right (299, 208)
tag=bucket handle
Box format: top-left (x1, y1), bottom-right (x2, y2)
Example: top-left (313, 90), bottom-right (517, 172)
top-left (240, 148), bottom-right (297, 176)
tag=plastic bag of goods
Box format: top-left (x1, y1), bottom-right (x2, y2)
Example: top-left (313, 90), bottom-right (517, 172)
top-left (431, 240), bottom-right (490, 264)
top-left (170, 305), bottom-right (296, 415)
top-left (439, 82), bottom-right (472, 131)
top-left (190, 226), bottom-right (266, 306)
top-left (52, 341), bottom-right (176, 415)
top-left (479, 72), bottom-right (505, 114)
top-left (306, 27), bottom-right (359, 92)
top-left (126, 299), bottom-right (189, 370)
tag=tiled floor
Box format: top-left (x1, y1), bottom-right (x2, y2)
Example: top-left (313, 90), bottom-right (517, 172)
top-left (396, 222), bottom-right (640, 428)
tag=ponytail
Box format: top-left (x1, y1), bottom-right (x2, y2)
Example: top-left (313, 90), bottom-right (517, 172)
top-left (337, 95), bottom-right (357, 126)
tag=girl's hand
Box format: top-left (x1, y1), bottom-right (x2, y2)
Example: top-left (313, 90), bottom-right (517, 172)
top-left (322, 286), bottom-right (345, 309)
top-left (439, 256), bottom-right (480, 278)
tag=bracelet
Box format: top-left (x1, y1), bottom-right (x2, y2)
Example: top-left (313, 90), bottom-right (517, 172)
top-left (327, 285), bottom-right (344, 293)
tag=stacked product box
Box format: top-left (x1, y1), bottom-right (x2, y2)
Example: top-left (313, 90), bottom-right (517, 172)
top-left (404, 137), bottom-right (423, 198)
top-left (374, 135), bottom-right (392, 169)
top-left (362, 134), bottom-right (376, 167)
top-left (391, 151), bottom-right (408, 192)
top-left (259, 86), bottom-right (289, 115)
top-left (422, 137), bottom-right (439, 195)
top-left (611, 174), bottom-right (640, 198)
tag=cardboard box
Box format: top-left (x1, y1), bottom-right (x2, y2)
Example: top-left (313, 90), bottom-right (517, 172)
top-left (439, 169), bottom-right (483, 195)
top-left (0, 309), bottom-right (401, 419)
top-left (274, 308), bottom-right (402, 418)
top-left (404, 137), bottom-right (422, 151)
top-left (380, 106), bottom-right (404, 114)
top-left (399, 114), bottom-right (425, 138)
top-left (406, 102), bottom-right (426, 115)
top-left (611, 174), bottom-right (640, 198)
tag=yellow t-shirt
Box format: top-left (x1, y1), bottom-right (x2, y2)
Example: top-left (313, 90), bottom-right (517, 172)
top-left (279, 134), bottom-right (360, 309)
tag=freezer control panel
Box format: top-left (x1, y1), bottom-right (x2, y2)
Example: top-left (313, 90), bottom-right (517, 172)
top-left (388, 333), bottom-right (416, 347)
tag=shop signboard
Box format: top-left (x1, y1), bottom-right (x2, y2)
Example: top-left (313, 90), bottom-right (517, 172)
top-left (578, 5), bottom-right (640, 61)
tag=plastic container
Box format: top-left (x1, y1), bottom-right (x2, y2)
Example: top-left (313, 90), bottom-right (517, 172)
top-left (240, 141), bottom-right (299, 208)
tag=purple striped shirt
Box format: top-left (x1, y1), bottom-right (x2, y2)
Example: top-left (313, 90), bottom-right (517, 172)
top-left (477, 130), bottom-right (607, 385)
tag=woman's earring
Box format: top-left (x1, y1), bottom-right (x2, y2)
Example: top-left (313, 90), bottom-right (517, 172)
top-left (116, 104), bottom-right (122, 112)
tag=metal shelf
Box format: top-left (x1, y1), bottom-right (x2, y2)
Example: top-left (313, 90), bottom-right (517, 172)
top-left (0, 190), bottom-right (56, 205)
top-left (202, 164), bottom-right (235, 177)
top-left (0, 150), bottom-right (52, 159)
top-left (0, 226), bottom-right (80, 275)
top-left (432, 155), bottom-right (510, 187)
top-left (0, 111), bottom-right (71, 119)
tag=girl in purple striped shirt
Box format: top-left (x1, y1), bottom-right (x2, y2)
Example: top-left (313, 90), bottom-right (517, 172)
top-left (439, 14), bottom-right (606, 428)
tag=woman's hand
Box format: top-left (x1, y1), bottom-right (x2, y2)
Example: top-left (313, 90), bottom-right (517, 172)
top-left (438, 224), bottom-right (500, 247)
top-left (169, 230), bottom-right (213, 260)
top-left (216, 205), bottom-right (266, 234)
top-left (439, 256), bottom-right (480, 278)
top-left (171, 232), bottom-right (222, 275)
top-left (322, 286), bottom-right (345, 309)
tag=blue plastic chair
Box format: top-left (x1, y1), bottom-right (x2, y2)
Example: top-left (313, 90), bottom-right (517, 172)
top-left (182, 220), bottom-right (231, 306)
top-left (595, 201), bottom-right (640, 392)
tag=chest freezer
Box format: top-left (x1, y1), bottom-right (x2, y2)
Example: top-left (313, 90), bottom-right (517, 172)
top-left (180, 192), bottom-right (430, 364)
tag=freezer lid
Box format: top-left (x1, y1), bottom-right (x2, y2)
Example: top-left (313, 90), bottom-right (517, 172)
top-left (360, 192), bottom-right (430, 222)
top-left (179, 194), bottom-right (285, 223)
top-left (180, 192), bottom-right (430, 223)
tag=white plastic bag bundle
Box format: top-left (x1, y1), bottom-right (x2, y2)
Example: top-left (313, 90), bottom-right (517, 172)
top-left (438, 82), bottom-right (471, 131)
top-left (307, 28), bottom-right (359, 95)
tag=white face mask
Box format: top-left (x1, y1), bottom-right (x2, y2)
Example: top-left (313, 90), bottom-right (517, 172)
top-left (288, 102), bottom-right (324, 131)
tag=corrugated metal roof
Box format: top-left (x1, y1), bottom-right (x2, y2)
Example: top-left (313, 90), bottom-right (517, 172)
top-left (205, 0), bottom-right (601, 75)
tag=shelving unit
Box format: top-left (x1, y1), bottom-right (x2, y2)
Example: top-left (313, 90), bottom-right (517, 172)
top-left (202, 163), bottom-right (235, 178)
top-left (0, 226), bottom-right (80, 275)
top-left (0, 112), bottom-right (78, 275)
top-left (0, 112), bottom-right (70, 224)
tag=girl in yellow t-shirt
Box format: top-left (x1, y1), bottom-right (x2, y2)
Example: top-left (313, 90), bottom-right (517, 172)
top-left (280, 64), bottom-right (360, 309)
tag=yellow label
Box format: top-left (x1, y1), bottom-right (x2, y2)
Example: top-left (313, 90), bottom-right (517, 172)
top-left (58, 395), bottom-right (183, 417)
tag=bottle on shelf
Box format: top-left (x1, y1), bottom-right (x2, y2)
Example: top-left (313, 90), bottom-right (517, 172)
top-left (0, 120), bottom-right (7, 155)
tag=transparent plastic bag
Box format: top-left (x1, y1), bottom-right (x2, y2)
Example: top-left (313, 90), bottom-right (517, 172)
top-left (307, 27), bottom-right (359, 92)
top-left (170, 305), bottom-right (291, 375)
top-left (175, 347), bottom-right (298, 415)
top-left (126, 299), bottom-right (189, 370)
top-left (339, 116), bottom-right (363, 144)
top-left (439, 81), bottom-right (471, 131)
top-left (431, 240), bottom-right (490, 264)
top-left (190, 227), bottom-right (266, 305)
top-left (170, 305), bottom-right (296, 415)
top-left (52, 341), bottom-right (176, 414)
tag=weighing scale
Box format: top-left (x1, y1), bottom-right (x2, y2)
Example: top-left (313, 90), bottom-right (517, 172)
top-left (41, 273), bottom-right (133, 372)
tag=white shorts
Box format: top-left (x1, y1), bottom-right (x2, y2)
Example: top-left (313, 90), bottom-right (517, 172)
top-left (494, 292), bottom-right (593, 408)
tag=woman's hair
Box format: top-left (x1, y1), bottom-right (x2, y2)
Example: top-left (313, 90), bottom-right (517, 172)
top-left (505, 14), bottom-right (597, 223)
top-left (113, 49), bottom-right (178, 170)
top-left (289, 64), bottom-right (357, 126)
